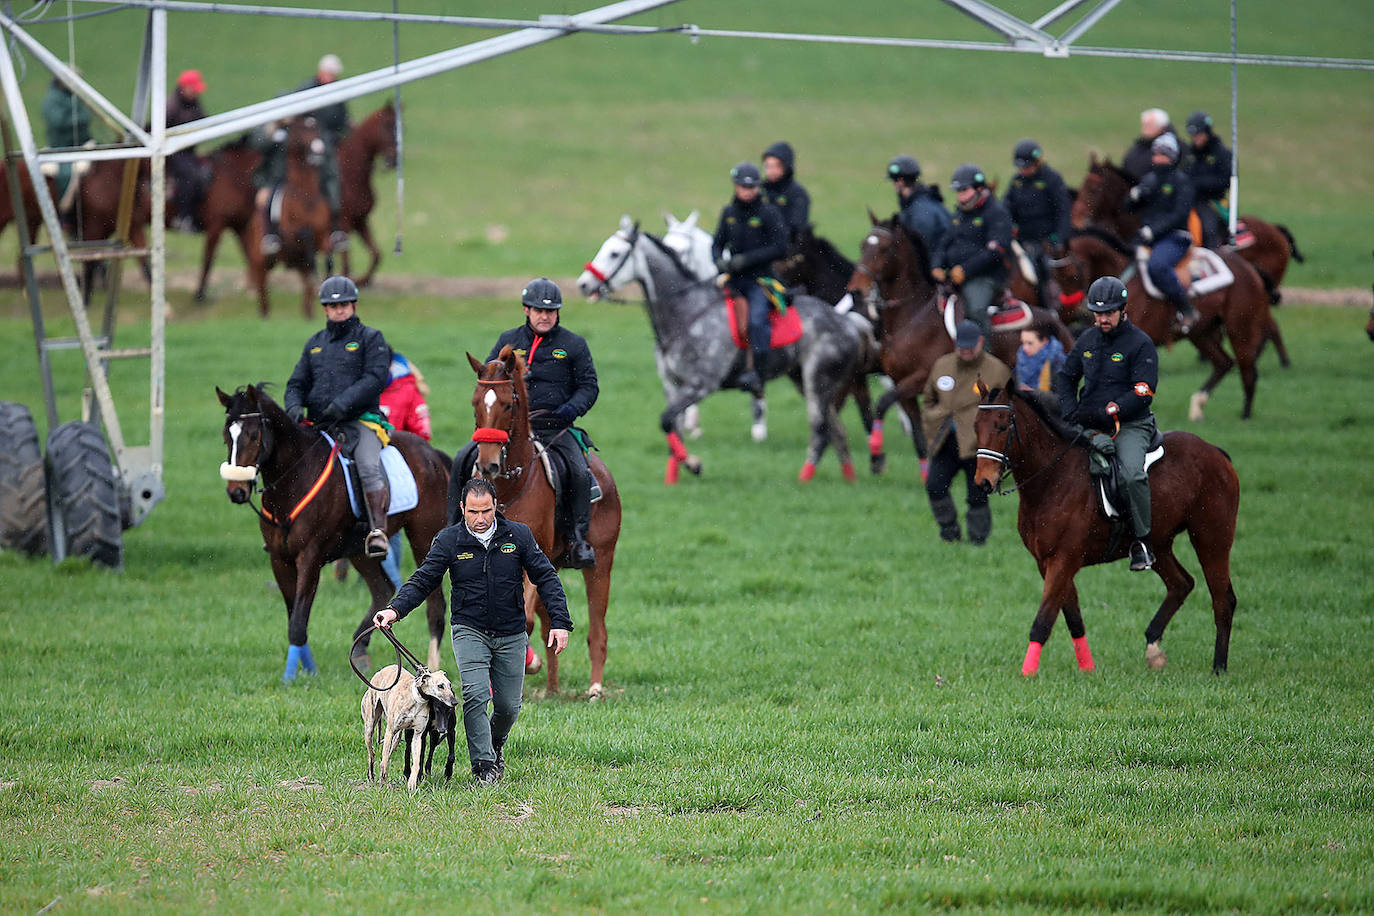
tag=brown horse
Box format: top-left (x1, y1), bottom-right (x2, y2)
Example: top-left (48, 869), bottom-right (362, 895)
top-left (972, 382), bottom-right (1239, 675)
top-left (466, 346), bottom-right (621, 699)
top-left (845, 214), bottom-right (1075, 473)
top-left (0, 164), bottom-right (51, 272)
top-left (338, 103), bottom-right (397, 287)
top-left (193, 136), bottom-right (259, 303)
top-left (217, 384), bottom-right (451, 682)
top-left (1071, 155), bottom-right (1304, 303)
top-left (74, 158), bottom-right (153, 300)
top-left (247, 116), bottom-right (333, 318)
top-left (1051, 231), bottom-right (1280, 420)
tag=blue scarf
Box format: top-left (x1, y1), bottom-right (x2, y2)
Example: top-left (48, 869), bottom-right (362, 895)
top-left (1015, 337), bottom-right (1065, 391)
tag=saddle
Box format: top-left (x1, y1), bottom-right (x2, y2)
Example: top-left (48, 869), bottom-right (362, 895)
top-left (1133, 245), bottom-right (1235, 301)
top-left (1230, 219), bottom-right (1256, 250)
top-left (1090, 427), bottom-right (1165, 521)
top-left (939, 292), bottom-right (1034, 339)
top-left (39, 140), bottom-right (95, 214)
top-left (321, 431), bottom-right (418, 519)
top-left (725, 285), bottom-right (804, 351)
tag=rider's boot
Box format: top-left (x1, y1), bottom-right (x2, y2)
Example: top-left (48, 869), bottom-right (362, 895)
top-left (1171, 291), bottom-right (1199, 335)
top-left (329, 211), bottom-right (349, 251)
top-left (363, 488), bottom-right (390, 560)
top-left (736, 349), bottom-right (765, 398)
top-left (261, 218), bottom-right (282, 257)
top-left (565, 467), bottom-right (596, 569)
top-left (1129, 538), bottom-right (1155, 572)
top-left (930, 493), bottom-right (962, 543)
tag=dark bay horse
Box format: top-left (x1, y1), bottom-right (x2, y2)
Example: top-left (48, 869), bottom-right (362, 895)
top-left (1051, 231), bottom-right (1279, 420)
top-left (0, 164), bottom-right (51, 272)
top-left (217, 384), bottom-right (450, 682)
top-left (338, 103), bottom-right (397, 287)
top-left (845, 214), bottom-right (1075, 474)
top-left (578, 216), bottom-right (868, 483)
top-left (1071, 155), bottom-right (1304, 303)
top-left (193, 136), bottom-right (258, 303)
top-left (75, 158), bottom-right (153, 301)
top-left (972, 383), bottom-right (1239, 675)
top-left (247, 117), bottom-right (333, 318)
top-left (465, 347), bottom-right (622, 699)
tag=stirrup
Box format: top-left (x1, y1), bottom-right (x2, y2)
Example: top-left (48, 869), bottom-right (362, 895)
top-left (589, 481), bottom-right (603, 502)
top-left (365, 528), bottom-right (389, 559)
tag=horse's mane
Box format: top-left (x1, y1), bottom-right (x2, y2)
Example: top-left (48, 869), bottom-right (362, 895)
top-left (1070, 225), bottom-right (1132, 256)
top-left (888, 215), bottom-right (934, 278)
top-left (642, 229), bottom-right (698, 280)
top-left (1091, 158), bottom-right (1133, 187)
top-left (801, 227), bottom-right (855, 275)
top-left (1010, 386), bottom-right (1084, 443)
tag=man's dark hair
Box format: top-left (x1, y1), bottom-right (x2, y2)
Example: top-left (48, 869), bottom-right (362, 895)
top-left (461, 477), bottom-right (497, 505)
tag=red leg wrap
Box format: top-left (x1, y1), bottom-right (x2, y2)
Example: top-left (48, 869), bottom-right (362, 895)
top-left (868, 421), bottom-right (884, 455)
top-left (840, 461), bottom-right (856, 482)
top-left (1072, 635), bottom-right (1095, 671)
top-left (1021, 641), bottom-right (1043, 676)
top-left (666, 431), bottom-right (688, 462)
top-left (665, 456), bottom-right (680, 484)
top-left (798, 461), bottom-right (817, 482)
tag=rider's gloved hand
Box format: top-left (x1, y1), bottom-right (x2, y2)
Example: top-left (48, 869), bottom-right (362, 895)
top-left (930, 267), bottom-right (947, 283)
top-left (714, 255), bottom-right (730, 273)
top-left (1128, 185), bottom-right (1143, 203)
top-left (1138, 225), bottom-right (1154, 244)
top-left (1089, 432), bottom-right (1116, 455)
top-left (727, 254), bottom-right (747, 273)
top-left (950, 265), bottom-right (966, 285)
top-left (318, 402), bottom-right (345, 425)
top-left (552, 404), bottom-right (578, 425)
top-left (286, 404), bottom-right (305, 423)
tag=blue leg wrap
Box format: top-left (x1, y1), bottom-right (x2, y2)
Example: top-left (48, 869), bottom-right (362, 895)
top-left (284, 644), bottom-right (302, 683)
top-left (299, 643), bottom-right (318, 674)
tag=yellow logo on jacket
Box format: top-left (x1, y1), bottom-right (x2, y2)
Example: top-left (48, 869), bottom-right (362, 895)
top-left (1083, 350), bottom-right (1093, 360)
top-left (500, 543), bottom-right (516, 554)
top-left (455, 551), bottom-right (474, 560)
top-left (310, 346), bottom-right (322, 354)
top-left (345, 341), bottom-right (360, 352)
top-left (552, 349), bottom-right (567, 359)
top-left (1111, 352), bottom-right (1124, 362)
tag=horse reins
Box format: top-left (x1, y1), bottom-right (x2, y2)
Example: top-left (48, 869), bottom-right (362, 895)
top-left (227, 412), bottom-right (341, 533)
top-left (350, 624), bottom-right (428, 691)
top-left (976, 402), bottom-right (1084, 496)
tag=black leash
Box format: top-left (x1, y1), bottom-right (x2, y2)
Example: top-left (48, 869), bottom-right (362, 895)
top-left (349, 624), bottom-right (428, 691)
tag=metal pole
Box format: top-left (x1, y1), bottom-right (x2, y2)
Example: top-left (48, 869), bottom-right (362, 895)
top-left (147, 6), bottom-right (166, 488)
top-left (392, 0), bottom-right (403, 255)
top-left (1228, 0), bottom-right (1239, 238)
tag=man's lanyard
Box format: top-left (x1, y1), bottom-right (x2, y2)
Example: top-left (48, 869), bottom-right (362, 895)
top-left (526, 334), bottom-right (544, 364)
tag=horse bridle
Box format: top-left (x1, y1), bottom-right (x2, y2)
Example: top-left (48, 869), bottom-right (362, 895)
top-left (472, 377), bottom-right (524, 481)
top-left (1046, 246), bottom-right (1089, 310)
top-left (583, 224), bottom-right (641, 299)
top-left (976, 400), bottom-right (1085, 495)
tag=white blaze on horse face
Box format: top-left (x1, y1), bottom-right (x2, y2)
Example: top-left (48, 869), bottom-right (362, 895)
top-left (219, 419), bottom-right (259, 482)
top-left (866, 235), bottom-right (878, 246)
top-left (483, 388), bottom-right (497, 409)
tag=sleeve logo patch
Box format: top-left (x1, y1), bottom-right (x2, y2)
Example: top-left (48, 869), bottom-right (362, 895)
top-left (936, 375), bottom-right (956, 392)
top-left (345, 341), bottom-right (360, 351)
top-left (310, 346), bottom-right (322, 354)
top-left (1133, 382), bottom-right (1155, 397)
top-left (1110, 352), bottom-right (1124, 362)
top-left (455, 551), bottom-right (474, 560)
top-left (1083, 349), bottom-right (1093, 359)
top-left (500, 543), bottom-right (517, 554)
top-left (552, 349), bottom-right (567, 359)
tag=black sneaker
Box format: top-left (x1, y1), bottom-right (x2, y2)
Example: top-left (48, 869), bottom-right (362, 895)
top-left (493, 747), bottom-right (505, 780)
top-left (473, 763), bottom-right (500, 786)
top-left (1129, 539), bottom-right (1155, 571)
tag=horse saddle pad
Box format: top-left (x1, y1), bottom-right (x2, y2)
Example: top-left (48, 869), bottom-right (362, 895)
top-left (725, 293), bottom-right (804, 350)
top-left (1010, 239), bottom-right (1038, 284)
top-left (1096, 429), bottom-right (1166, 520)
top-left (1231, 220), bottom-right (1256, 250)
top-left (1135, 245), bottom-right (1235, 301)
top-left (334, 443), bottom-right (418, 518)
top-left (989, 299), bottom-right (1034, 333)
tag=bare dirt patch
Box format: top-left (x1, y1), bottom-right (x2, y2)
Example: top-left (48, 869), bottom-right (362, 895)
top-left (90, 776), bottom-right (126, 790)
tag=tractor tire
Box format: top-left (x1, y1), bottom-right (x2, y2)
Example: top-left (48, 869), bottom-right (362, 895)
top-left (0, 401), bottom-right (48, 556)
top-left (46, 420), bottom-right (122, 569)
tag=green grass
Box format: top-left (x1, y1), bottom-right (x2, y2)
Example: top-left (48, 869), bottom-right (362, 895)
top-left (2, 293), bottom-right (1373, 912)
top-left (1, 0), bottom-right (1371, 293)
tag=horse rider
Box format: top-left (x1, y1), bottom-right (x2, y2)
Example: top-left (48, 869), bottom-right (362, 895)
top-left (1122, 107), bottom-right (1178, 183)
top-left (887, 154), bottom-right (951, 255)
top-left (711, 161), bottom-right (790, 397)
top-left (1054, 276), bottom-right (1160, 572)
top-left (921, 319), bottom-right (1011, 546)
top-left (167, 69), bottom-right (207, 232)
top-left (284, 275), bottom-right (392, 560)
top-left (40, 76), bottom-right (95, 232)
top-left (931, 164), bottom-right (1013, 338)
top-left (253, 54), bottom-right (349, 256)
top-left (374, 477), bottom-right (571, 785)
top-left (761, 141), bottom-right (811, 242)
top-left (487, 278), bottom-right (600, 569)
top-left (1004, 138), bottom-right (1072, 307)
top-left (1182, 110), bottom-right (1233, 249)
top-left (376, 351), bottom-right (432, 587)
top-left (1125, 132), bottom-right (1199, 332)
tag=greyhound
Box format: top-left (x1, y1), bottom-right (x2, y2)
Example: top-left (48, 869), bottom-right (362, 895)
top-left (361, 664), bottom-right (458, 790)
top-left (404, 697), bottom-right (458, 782)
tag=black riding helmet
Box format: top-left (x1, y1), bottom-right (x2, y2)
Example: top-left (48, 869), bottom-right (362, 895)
top-left (887, 155), bottom-right (921, 181)
top-left (521, 277), bottom-right (562, 310)
top-left (318, 274), bottom-right (358, 304)
top-left (1087, 276), bottom-right (1129, 313)
top-left (949, 163), bottom-right (987, 191)
top-left (1186, 110), bottom-right (1214, 136)
top-left (731, 162), bottom-right (761, 188)
top-left (1012, 138), bottom-right (1043, 168)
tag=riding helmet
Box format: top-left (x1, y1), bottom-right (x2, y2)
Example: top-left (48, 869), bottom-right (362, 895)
top-left (730, 162), bottom-right (761, 188)
top-left (318, 274), bottom-right (358, 304)
top-left (1086, 276), bottom-right (1129, 313)
top-left (1185, 110), bottom-right (1214, 136)
top-left (949, 163), bottom-right (987, 191)
top-left (1012, 138), bottom-right (1043, 168)
top-left (521, 277), bottom-right (563, 310)
top-left (887, 155), bottom-right (921, 181)
top-left (1151, 132), bottom-right (1180, 162)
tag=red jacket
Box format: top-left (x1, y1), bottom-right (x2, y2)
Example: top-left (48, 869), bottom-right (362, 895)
top-left (379, 372), bottom-right (431, 441)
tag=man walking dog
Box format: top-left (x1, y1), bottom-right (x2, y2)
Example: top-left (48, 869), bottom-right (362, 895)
top-left (374, 478), bottom-right (571, 784)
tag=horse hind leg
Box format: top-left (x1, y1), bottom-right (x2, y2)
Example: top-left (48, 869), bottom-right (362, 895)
top-left (582, 560), bottom-right (613, 700)
top-left (1187, 519), bottom-right (1237, 674)
top-left (1141, 544), bottom-right (1195, 671)
top-left (1060, 583), bottom-right (1095, 672)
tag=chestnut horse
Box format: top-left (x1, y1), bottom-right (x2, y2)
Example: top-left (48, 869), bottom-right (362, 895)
top-left (1051, 231), bottom-right (1279, 420)
top-left (246, 116), bottom-right (333, 318)
top-left (74, 159), bottom-right (153, 301)
top-left (217, 384), bottom-right (451, 682)
top-left (1071, 155), bottom-right (1303, 303)
top-left (338, 103), bottom-right (397, 287)
top-left (973, 383), bottom-right (1239, 675)
top-left (465, 346), bottom-right (621, 699)
top-left (193, 136), bottom-right (259, 303)
top-left (845, 214), bottom-right (1075, 473)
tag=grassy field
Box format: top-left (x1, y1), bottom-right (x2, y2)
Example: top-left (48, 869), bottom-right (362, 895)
top-left (2, 291), bottom-right (1373, 911)
top-left (0, 0), bottom-right (1371, 294)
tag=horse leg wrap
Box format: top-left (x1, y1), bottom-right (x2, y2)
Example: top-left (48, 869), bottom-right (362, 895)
top-left (798, 461), bottom-right (817, 483)
top-left (1021, 641), bottom-right (1043, 677)
top-left (666, 431), bottom-right (689, 462)
top-left (1072, 635), bottom-right (1095, 672)
top-left (840, 461), bottom-right (856, 482)
top-left (665, 456), bottom-right (680, 485)
top-left (299, 643), bottom-right (318, 674)
top-left (868, 420), bottom-right (884, 455)
top-left (919, 458), bottom-right (931, 484)
top-left (284, 644), bottom-right (303, 683)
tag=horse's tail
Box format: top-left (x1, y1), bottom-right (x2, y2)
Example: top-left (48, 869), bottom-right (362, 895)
top-left (1275, 223), bottom-right (1305, 263)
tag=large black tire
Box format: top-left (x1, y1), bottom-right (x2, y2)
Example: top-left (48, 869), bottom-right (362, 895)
top-left (46, 421), bottom-right (122, 569)
top-left (0, 401), bottom-right (48, 556)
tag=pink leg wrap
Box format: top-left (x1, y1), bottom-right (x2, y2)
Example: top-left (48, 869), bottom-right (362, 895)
top-left (919, 458), bottom-right (930, 484)
top-left (798, 461), bottom-right (817, 482)
top-left (525, 644), bottom-right (537, 669)
top-left (666, 431), bottom-right (688, 462)
top-left (868, 421), bottom-right (884, 455)
top-left (840, 461), bottom-right (856, 482)
top-left (665, 456), bottom-right (680, 484)
top-left (1021, 641), bottom-right (1043, 676)
top-left (1072, 635), bottom-right (1095, 671)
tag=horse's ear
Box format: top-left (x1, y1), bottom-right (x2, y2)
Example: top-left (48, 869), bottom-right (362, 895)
top-left (975, 378), bottom-right (989, 399)
top-left (663, 210), bottom-right (677, 226)
top-left (684, 209), bottom-right (698, 230)
top-left (216, 386), bottom-right (232, 407)
top-left (619, 214), bottom-right (634, 232)
top-left (497, 344), bottom-right (518, 373)
top-left (867, 207), bottom-right (878, 225)
top-left (1089, 151), bottom-right (1098, 167)
top-left (466, 352), bottom-right (484, 375)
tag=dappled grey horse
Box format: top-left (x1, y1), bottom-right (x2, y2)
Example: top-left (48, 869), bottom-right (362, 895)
top-left (577, 215), bottom-right (866, 483)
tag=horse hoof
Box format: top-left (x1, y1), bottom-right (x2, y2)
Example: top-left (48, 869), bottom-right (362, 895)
top-left (1188, 391), bottom-right (1208, 422)
top-left (1145, 642), bottom-right (1168, 670)
top-left (525, 644), bottom-right (542, 674)
top-left (751, 423), bottom-right (768, 443)
top-left (588, 682), bottom-right (604, 701)
top-left (684, 456), bottom-right (703, 476)
top-left (870, 453), bottom-right (886, 475)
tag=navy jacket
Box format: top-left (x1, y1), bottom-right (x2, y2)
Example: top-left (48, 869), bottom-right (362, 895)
top-left (488, 321), bottom-right (599, 420)
top-left (1121, 127), bottom-right (1178, 183)
top-left (295, 76), bottom-right (350, 145)
top-left (1055, 318), bottom-right (1158, 431)
top-left (284, 315), bottom-right (389, 421)
top-left (897, 185), bottom-right (952, 256)
top-left (711, 195), bottom-right (789, 285)
top-left (934, 192), bottom-right (1013, 283)
top-left (390, 513), bottom-right (572, 636)
top-left (1004, 164), bottom-right (1072, 245)
top-left (1126, 164), bottom-right (1195, 239)
top-left (762, 176), bottom-right (811, 240)
top-left (1183, 135), bottom-right (1232, 203)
